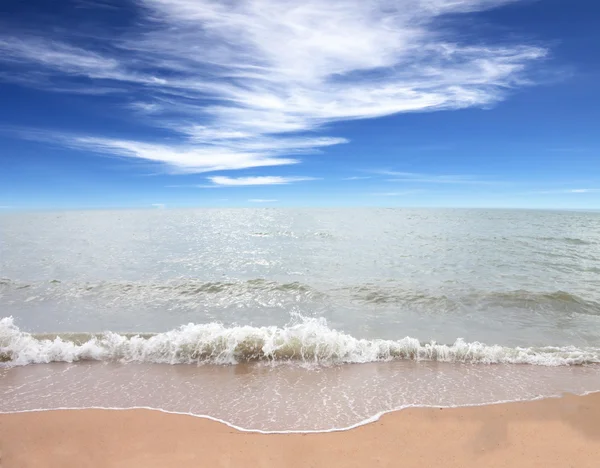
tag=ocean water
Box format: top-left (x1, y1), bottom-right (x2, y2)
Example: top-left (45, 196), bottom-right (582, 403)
top-left (1, 208), bottom-right (600, 431)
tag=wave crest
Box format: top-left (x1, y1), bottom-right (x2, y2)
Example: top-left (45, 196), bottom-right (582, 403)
top-left (1, 316), bottom-right (599, 367)
top-left (3, 278), bottom-right (600, 317)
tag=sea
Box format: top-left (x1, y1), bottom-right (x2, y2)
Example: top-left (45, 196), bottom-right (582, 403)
top-left (1, 208), bottom-right (600, 432)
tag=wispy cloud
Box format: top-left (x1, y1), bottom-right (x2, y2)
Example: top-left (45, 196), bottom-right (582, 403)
top-left (532, 188), bottom-right (600, 194)
top-left (74, 0), bottom-right (122, 11)
top-left (380, 171), bottom-right (495, 184)
top-left (547, 147), bottom-right (590, 153)
top-left (208, 176), bottom-right (316, 186)
top-left (167, 175), bottom-right (316, 188)
top-left (0, 37), bottom-right (121, 79)
top-left (370, 190), bottom-right (423, 196)
top-left (0, 0), bottom-right (546, 173)
top-left (343, 176), bottom-right (372, 181)
top-left (248, 199), bottom-right (277, 203)
top-left (14, 132), bottom-right (301, 174)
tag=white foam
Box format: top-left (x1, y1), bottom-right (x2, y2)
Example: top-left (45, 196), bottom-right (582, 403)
top-left (2, 316), bottom-right (599, 367)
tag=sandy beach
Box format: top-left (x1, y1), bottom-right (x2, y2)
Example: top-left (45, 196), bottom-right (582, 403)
top-left (1, 392), bottom-right (599, 468)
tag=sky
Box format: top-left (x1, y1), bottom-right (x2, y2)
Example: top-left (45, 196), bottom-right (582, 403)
top-left (0, 0), bottom-right (599, 210)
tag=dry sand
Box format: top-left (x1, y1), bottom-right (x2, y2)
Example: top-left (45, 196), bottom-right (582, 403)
top-left (1, 393), bottom-right (600, 468)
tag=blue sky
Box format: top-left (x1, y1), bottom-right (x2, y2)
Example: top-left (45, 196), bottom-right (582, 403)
top-left (0, 0), bottom-right (599, 210)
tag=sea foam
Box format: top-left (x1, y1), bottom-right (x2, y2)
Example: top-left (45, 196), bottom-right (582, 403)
top-left (1, 316), bottom-right (599, 367)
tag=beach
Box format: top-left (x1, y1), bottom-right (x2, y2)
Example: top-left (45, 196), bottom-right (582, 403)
top-left (2, 392), bottom-right (599, 468)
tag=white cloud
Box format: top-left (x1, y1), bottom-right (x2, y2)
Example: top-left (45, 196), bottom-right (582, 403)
top-left (371, 190), bottom-right (423, 196)
top-left (548, 188), bottom-right (600, 193)
top-left (343, 176), bottom-right (372, 181)
top-left (208, 176), bottom-right (316, 186)
top-left (72, 137), bottom-right (300, 173)
top-left (381, 171), bottom-right (494, 184)
top-left (533, 189), bottom-right (600, 194)
top-left (131, 102), bottom-right (162, 113)
top-left (248, 199), bottom-right (277, 203)
top-left (0, 0), bottom-right (546, 173)
top-left (151, 203), bottom-right (166, 208)
top-left (0, 37), bottom-right (120, 78)
top-left (548, 147), bottom-right (590, 153)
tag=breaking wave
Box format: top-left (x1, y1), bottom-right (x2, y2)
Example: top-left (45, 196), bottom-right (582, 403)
top-left (2, 316), bottom-right (599, 367)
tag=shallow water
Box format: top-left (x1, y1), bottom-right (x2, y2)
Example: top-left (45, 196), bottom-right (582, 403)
top-left (1, 361), bottom-right (599, 432)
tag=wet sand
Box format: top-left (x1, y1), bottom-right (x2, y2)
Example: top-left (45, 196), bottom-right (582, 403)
top-left (1, 393), bottom-right (600, 468)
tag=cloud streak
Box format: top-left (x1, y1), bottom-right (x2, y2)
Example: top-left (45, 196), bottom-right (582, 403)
top-left (0, 0), bottom-right (546, 173)
top-left (72, 137), bottom-right (301, 173)
top-left (532, 189), bottom-right (600, 194)
top-left (380, 171), bottom-right (495, 184)
top-left (370, 191), bottom-right (423, 196)
top-left (208, 176), bottom-right (316, 186)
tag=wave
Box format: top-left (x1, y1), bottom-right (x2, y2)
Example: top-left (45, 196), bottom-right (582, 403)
top-left (2, 316), bottom-right (599, 367)
top-left (249, 230), bottom-right (334, 239)
top-left (0, 278), bottom-right (322, 310)
top-left (0, 278), bottom-right (316, 295)
top-left (344, 287), bottom-right (600, 315)
top-left (3, 278), bottom-right (599, 315)
top-left (519, 236), bottom-right (596, 246)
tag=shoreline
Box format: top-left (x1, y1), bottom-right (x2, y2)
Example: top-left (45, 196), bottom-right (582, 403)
top-left (1, 390), bottom-right (597, 434)
top-left (2, 393), bottom-right (600, 467)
